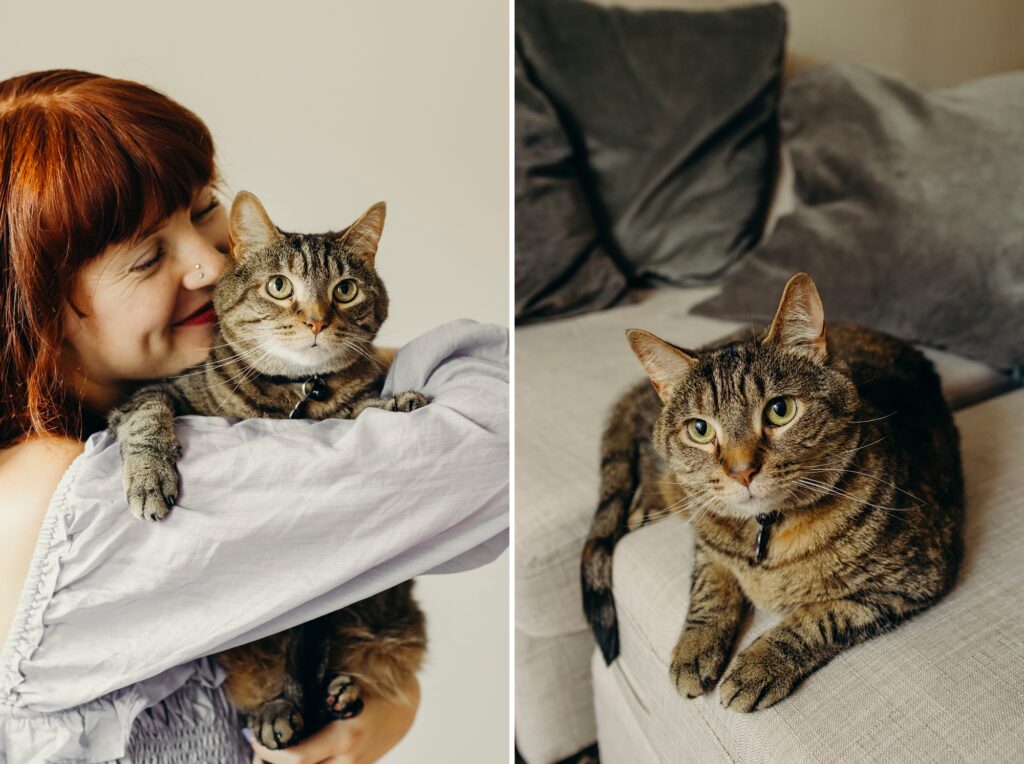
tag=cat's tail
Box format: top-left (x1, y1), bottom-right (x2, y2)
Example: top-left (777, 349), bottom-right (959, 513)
top-left (581, 382), bottom-right (650, 666)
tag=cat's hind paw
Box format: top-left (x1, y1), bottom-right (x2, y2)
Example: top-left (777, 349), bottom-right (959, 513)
top-left (251, 697), bottom-right (304, 749)
top-left (325, 673), bottom-right (364, 719)
top-left (387, 391), bottom-right (428, 413)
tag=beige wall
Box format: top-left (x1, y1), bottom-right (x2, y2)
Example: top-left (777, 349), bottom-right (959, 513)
top-left (1, 2), bottom-right (508, 762)
top-left (605, 0), bottom-right (1024, 87)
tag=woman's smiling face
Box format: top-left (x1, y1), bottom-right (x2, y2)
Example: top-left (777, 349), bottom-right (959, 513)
top-left (63, 187), bottom-right (230, 402)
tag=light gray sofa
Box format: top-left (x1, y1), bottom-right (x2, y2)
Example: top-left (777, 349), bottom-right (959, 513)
top-left (515, 284), bottom-right (1022, 762)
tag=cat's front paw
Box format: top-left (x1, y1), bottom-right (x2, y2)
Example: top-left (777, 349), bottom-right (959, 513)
top-left (719, 641), bottom-right (801, 713)
top-left (670, 627), bottom-right (732, 698)
top-left (386, 391), bottom-right (428, 413)
top-left (325, 673), bottom-right (364, 719)
top-left (251, 697), bottom-right (304, 749)
top-left (122, 453), bottom-right (179, 521)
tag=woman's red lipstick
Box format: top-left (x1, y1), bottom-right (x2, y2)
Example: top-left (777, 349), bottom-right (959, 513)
top-left (174, 301), bottom-right (216, 328)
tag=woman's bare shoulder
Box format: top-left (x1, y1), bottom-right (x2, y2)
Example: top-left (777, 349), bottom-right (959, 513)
top-left (0, 436), bottom-right (84, 490)
top-left (0, 436), bottom-right (84, 641)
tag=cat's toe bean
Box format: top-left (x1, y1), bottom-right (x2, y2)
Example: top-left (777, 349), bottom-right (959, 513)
top-left (325, 673), bottom-right (364, 719)
top-left (719, 647), bottom-right (799, 713)
top-left (253, 698), bottom-right (304, 750)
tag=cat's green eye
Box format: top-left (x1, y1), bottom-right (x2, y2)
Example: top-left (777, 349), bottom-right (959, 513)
top-left (333, 279), bottom-right (359, 304)
top-left (765, 396), bottom-right (797, 427)
top-left (686, 418), bottom-right (715, 444)
top-left (266, 275), bottom-right (293, 299)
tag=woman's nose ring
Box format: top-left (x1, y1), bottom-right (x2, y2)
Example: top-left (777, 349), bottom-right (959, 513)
top-left (194, 263), bottom-right (205, 280)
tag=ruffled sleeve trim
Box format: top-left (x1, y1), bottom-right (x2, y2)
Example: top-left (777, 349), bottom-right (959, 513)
top-left (0, 452), bottom-right (232, 763)
top-left (0, 658), bottom-right (229, 763)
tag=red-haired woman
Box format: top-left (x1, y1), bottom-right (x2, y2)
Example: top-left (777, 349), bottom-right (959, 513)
top-left (0, 70), bottom-right (508, 763)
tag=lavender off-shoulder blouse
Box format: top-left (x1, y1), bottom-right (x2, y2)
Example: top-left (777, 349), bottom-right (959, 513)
top-left (0, 321), bottom-right (509, 763)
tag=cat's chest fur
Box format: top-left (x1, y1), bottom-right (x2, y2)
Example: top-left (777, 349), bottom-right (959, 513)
top-left (175, 337), bottom-right (387, 420)
top-left (660, 480), bottom-right (866, 613)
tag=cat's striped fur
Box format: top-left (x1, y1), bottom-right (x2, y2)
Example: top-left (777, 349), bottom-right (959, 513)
top-left (109, 192), bottom-right (426, 748)
top-left (582, 274), bottom-right (964, 712)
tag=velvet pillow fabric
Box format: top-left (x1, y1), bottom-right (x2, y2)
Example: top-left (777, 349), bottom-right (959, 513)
top-left (694, 64), bottom-right (1024, 369)
top-left (515, 49), bottom-right (629, 323)
top-left (516, 0), bottom-right (786, 286)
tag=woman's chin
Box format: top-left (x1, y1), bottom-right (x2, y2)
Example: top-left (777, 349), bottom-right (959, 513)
top-left (167, 323), bottom-right (218, 373)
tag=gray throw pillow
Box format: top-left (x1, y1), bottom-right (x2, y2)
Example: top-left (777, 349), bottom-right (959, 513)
top-left (516, 49), bottom-right (629, 323)
top-left (694, 64), bottom-right (1024, 369)
top-left (516, 0), bottom-right (786, 285)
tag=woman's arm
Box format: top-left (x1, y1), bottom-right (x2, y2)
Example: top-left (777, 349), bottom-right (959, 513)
top-left (5, 321), bottom-right (508, 713)
top-left (0, 437), bottom-right (83, 640)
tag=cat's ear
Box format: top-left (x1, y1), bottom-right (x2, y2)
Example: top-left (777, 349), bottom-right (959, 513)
top-left (337, 202), bottom-right (386, 261)
top-left (627, 329), bottom-right (696, 403)
top-left (765, 272), bottom-right (827, 361)
top-left (229, 191), bottom-right (281, 260)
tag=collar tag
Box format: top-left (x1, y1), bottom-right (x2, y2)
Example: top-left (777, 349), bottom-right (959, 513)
top-left (753, 511), bottom-right (780, 565)
top-left (288, 375), bottom-right (330, 419)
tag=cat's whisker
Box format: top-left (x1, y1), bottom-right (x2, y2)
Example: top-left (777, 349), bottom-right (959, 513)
top-left (801, 467), bottom-right (925, 504)
top-left (643, 488), bottom-right (718, 523)
top-left (794, 477), bottom-right (914, 513)
top-left (165, 342), bottom-right (266, 380)
top-left (848, 411), bottom-right (899, 425)
top-left (206, 353), bottom-right (275, 416)
top-left (201, 349), bottom-right (273, 399)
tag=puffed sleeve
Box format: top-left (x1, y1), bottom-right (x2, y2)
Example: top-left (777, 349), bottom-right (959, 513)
top-left (1, 320), bottom-right (508, 714)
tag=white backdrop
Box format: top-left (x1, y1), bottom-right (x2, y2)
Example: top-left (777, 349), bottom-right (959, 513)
top-left (1, 1), bottom-right (509, 761)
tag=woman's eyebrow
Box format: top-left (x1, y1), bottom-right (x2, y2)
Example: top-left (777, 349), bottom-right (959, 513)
top-left (116, 230), bottom-right (158, 261)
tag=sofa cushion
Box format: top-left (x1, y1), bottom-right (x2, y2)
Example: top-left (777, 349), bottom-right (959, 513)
top-left (515, 49), bottom-right (630, 323)
top-left (515, 0), bottom-right (786, 285)
top-left (695, 64), bottom-right (1024, 369)
top-left (597, 387), bottom-right (1024, 762)
top-left (515, 287), bottom-right (1014, 638)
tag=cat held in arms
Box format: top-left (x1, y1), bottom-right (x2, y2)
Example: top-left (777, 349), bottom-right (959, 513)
top-left (582, 273), bottom-right (963, 712)
top-left (109, 191), bottom-right (427, 748)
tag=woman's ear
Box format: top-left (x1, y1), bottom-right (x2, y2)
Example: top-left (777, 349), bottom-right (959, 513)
top-left (229, 191), bottom-right (281, 260)
top-left (626, 328), bottom-right (696, 403)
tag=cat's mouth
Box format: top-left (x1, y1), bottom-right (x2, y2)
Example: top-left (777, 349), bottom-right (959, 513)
top-left (718, 483), bottom-right (787, 518)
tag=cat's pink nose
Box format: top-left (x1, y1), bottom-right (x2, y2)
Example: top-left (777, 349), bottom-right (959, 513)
top-left (727, 464), bottom-right (759, 487)
top-left (308, 319), bottom-right (326, 335)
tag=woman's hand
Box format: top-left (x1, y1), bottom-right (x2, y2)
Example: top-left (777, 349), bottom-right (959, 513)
top-left (249, 678), bottom-right (420, 764)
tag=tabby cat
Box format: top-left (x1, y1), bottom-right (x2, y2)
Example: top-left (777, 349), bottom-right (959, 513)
top-left (109, 191), bottom-right (426, 748)
top-left (582, 273), bottom-right (963, 712)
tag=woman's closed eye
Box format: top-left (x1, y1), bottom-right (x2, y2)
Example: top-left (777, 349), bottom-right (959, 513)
top-left (130, 244), bottom-right (165, 273)
top-left (191, 197), bottom-right (219, 223)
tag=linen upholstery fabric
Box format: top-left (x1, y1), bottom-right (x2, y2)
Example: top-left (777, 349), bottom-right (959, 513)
top-left (515, 50), bottom-right (629, 322)
top-left (514, 287), bottom-right (1013, 761)
top-left (515, 630), bottom-right (597, 764)
top-left (0, 321), bottom-right (508, 763)
top-left (591, 388), bottom-right (1024, 762)
top-left (515, 0), bottom-right (786, 285)
top-left (694, 64), bottom-right (1024, 369)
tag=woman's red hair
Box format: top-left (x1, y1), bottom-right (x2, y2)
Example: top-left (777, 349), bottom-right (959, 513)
top-left (0, 69), bottom-right (215, 447)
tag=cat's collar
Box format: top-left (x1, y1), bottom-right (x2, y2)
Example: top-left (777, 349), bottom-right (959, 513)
top-left (256, 373), bottom-right (331, 419)
top-left (752, 511), bottom-right (781, 566)
top-left (259, 372), bottom-right (324, 385)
